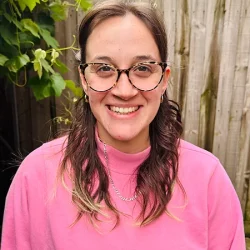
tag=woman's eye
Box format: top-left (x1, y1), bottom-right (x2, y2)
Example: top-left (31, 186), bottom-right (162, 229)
top-left (98, 66), bottom-right (113, 72)
top-left (136, 66), bottom-right (150, 72)
top-left (94, 65), bottom-right (115, 77)
top-left (134, 65), bottom-right (153, 73)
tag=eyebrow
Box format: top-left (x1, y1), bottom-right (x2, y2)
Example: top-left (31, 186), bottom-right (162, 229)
top-left (90, 54), bottom-right (158, 66)
top-left (91, 55), bottom-right (155, 63)
top-left (133, 55), bottom-right (157, 61)
top-left (92, 56), bottom-right (113, 63)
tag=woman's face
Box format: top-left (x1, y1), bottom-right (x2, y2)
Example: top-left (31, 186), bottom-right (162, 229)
top-left (80, 14), bottom-right (170, 153)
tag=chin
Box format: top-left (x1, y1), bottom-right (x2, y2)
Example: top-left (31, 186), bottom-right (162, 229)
top-left (107, 126), bottom-right (147, 142)
top-left (109, 130), bottom-right (136, 141)
top-left (112, 134), bottom-right (137, 142)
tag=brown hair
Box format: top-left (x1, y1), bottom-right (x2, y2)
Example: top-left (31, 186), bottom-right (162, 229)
top-left (60, 0), bottom-right (183, 227)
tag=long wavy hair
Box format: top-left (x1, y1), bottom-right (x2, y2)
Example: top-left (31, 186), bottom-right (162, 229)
top-left (59, 0), bottom-right (183, 227)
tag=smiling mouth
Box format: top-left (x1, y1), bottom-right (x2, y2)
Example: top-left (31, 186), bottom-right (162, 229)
top-left (108, 106), bottom-right (140, 115)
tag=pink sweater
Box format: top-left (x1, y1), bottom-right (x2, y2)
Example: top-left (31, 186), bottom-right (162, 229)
top-left (1, 137), bottom-right (245, 250)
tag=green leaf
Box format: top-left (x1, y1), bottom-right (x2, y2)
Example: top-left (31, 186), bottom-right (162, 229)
top-left (29, 72), bottom-right (66, 100)
top-left (32, 49), bottom-right (54, 78)
top-left (76, 0), bottom-right (92, 11)
top-left (34, 48), bottom-right (46, 60)
top-left (0, 54), bottom-right (9, 66)
top-left (28, 74), bottom-right (52, 100)
top-left (19, 32), bottom-right (37, 49)
top-left (16, 0), bottom-right (26, 11)
top-left (50, 73), bottom-right (66, 96)
top-left (21, 19), bottom-right (40, 38)
top-left (4, 13), bottom-right (23, 30)
top-left (0, 38), bottom-right (19, 58)
top-left (5, 54), bottom-right (30, 72)
top-left (53, 59), bottom-right (68, 74)
top-left (3, 13), bottom-right (14, 23)
top-left (37, 13), bottom-right (55, 34)
top-left (0, 22), bottom-right (19, 46)
top-left (17, 0), bottom-right (40, 11)
top-left (39, 28), bottom-right (59, 48)
top-left (65, 80), bottom-right (83, 97)
top-left (33, 60), bottom-right (42, 78)
top-left (49, 2), bottom-right (68, 21)
top-left (40, 58), bottom-right (55, 74)
top-left (51, 49), bottom-right (59, 64)
top-left (11, 1), bottom-right (22, 17)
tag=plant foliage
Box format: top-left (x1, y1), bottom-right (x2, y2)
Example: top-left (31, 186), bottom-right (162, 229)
top-left (0, 0), bottom-right (91, 100)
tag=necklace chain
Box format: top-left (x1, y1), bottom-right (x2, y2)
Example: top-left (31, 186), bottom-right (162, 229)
top-left (103, 142), bottom-right (139, 202)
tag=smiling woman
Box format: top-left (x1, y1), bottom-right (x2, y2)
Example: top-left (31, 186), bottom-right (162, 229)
top-left (1, 1), bottom-right (246, 250)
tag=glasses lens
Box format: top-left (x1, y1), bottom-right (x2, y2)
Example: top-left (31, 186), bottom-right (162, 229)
top-left (129, 63), bottom-right (163, 91)
top-left (84, 63), bottom-right (117, 91)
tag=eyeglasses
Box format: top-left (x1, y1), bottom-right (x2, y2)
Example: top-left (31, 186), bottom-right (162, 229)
top-left (79, 61), bottom-right (167, 92)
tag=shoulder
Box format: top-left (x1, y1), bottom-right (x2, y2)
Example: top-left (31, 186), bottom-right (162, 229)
top-left (40, 136), bottom-right (67, 162)
top-left (178, 139), bottom-right (224, 185)
top-left (179, 139), bottom-right (219, 164)
top-left (179, 139), bottom-right (220, 169)
top-left (177, 139), bottom-right (239, 210)
top-left (16, 136), bottom-right (68, 179)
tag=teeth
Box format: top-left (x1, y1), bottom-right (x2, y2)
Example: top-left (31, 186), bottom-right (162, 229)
top-left (110, 106), bottom-right (139, 114)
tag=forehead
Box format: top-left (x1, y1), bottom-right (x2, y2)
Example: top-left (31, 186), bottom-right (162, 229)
top-left (85, 14), bottom-right (160, 63)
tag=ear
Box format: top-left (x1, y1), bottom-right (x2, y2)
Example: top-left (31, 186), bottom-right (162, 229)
top-left (78, 66), bottom-right (88, 95)
top-left (161, 66), bottom-right (170, 95)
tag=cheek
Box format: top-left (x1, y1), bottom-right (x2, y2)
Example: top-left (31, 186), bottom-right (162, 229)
top-left (143, 90), bottom-right (161, 105)
top-left (143, 92), bottom-right (162, 117)
top-left (88, 91), bottom-right (106, 103)
top-left (88, 92), bottom-right (107, 115)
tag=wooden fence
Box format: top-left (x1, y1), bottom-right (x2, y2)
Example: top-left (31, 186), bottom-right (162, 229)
top-left (159, 0), bottom-right (250, 213)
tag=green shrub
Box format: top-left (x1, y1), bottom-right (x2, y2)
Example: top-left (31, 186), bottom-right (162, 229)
top-left (0, 0), bottom-right (91, 100)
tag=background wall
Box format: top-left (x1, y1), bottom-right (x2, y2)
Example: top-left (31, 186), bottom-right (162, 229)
top-left (160, 0), bottom-right (250, 215)
top-left (159, 0), bottom-right (250, 234)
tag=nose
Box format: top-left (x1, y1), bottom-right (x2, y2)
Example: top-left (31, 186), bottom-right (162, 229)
top-left (111, 71), bottom-right (138, 100)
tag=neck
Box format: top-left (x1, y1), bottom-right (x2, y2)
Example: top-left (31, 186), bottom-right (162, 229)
top-left (108, 138), bottom-right (150, 154)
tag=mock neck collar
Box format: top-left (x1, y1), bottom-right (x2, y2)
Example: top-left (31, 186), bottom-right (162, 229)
top-left (95, 128), bottom-right (151, 175)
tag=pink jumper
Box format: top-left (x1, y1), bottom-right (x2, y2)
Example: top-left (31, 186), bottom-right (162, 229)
top-left (1, 137), bottom-right (245, 249)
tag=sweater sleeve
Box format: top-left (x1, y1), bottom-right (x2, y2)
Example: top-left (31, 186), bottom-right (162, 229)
top-left (207, 161), bottom-right (245, 250)
top-left (1, 146), bottom-right (47, 250)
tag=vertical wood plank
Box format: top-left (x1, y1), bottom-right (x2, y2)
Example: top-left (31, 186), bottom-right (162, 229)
top-left (164, 0), bottom-right (177, 100)
top-left (236, 74), bottom-right (250, 209)
top-left (225, 0), bottom-right (250, 182)
top-left (184, 0), bottom-right (206, 145)
top-left (235, 0), bottom-right (250, 206)
top-left (212, 0), bottom-right (243, 166)
top-left (171, 0), bottom-right (191, 120)
top-left (15, 86), bottom-right (33, 153)
top-left (199, 0), bottom-right (225, 151)
top-left (29, 93), bottom-right (53, 148)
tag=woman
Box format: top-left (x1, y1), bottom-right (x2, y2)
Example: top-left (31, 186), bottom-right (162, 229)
top-left (1, 1), bottom-right (245, 249)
